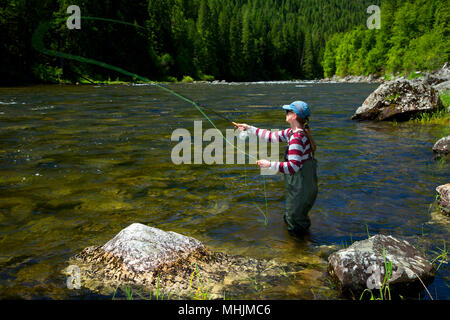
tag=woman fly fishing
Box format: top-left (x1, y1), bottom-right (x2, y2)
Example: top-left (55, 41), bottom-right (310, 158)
top-left (233, 101), bottom-right (318, 236)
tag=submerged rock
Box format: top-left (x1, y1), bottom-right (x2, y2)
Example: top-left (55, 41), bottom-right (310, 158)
top-left (433, 136), bottom-right (450, 158)
top-left (328, 235), bottom-right (434, 298)
top-left (63, 223), bottom-right (312, 299)
top-left (436, 184), bottom-right (450, 216)
top-left (351, 79), bottom-right (441, 121)
top-left (430, 210), bottom-right (450, 226)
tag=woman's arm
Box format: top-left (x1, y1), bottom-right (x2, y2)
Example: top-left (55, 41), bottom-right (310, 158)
top-left (257, 131), bottom-right (312, 174)
top-left (232, 122), bottom-right (291, 143)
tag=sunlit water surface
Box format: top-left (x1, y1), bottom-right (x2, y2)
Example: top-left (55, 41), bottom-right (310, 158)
top-left (0, 82), bottom-right (448, 299)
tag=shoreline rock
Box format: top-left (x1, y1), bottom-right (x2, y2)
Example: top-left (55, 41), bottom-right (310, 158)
top-left (436, 184), bottom-right (450, 216)
top-left (351, 78), bottom-right (441, 121)
top-left (319, 74), bottom-right (382, 84)
top-left (328, 234), bottom-right (435, 299)
top-left (433, 136), bottom-right (450, 158)
top-left (350, 63), bottom-right (449, 121)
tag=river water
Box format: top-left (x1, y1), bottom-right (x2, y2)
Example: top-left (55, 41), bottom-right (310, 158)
top-left (0, 82), bottom-right (448, 299)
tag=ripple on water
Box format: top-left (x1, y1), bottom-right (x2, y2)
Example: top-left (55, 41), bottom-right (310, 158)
top-left (0, 83), bottom-right (448, 299)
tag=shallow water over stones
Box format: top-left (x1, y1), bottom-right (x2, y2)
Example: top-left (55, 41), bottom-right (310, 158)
top-left (64, 223), bottom-right (335, 300)
top-left (0, 83), bottom-right (448, 299)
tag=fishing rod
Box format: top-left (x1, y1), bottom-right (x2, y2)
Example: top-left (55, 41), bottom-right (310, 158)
top-left (180, 92), bottom-right (235, 123)
top-left (196, 103), bottom-right (234, 123)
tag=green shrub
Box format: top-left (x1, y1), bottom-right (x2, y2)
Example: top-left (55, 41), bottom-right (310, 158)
top-left (402, 30), bottom-right (449, 72)
top-left (32, 63), bottom-right (63, 83)
top-left (440, 90), bottom-right (450, 108)
top-left (406, 71), bottom-right (422, 80)
top-left (163, 76), bottom-right (178, 82)
top-left (199, 73), bottom-right (215, 81)
top-left (181, 75), bottom-right (194, 83)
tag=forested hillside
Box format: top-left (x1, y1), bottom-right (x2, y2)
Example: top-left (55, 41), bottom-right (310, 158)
top-left (1, 0), bottom-right (380, 84)
top-left (322, 0), bottom-right (449, 78)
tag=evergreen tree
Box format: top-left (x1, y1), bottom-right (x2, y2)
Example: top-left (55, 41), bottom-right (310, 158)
top-left (217, 5), bottom-right (231, 79)
top-left (322, 33), bottom-right (342, 78)
top-left (241, 6), bottom-right (256, 79)
top-left (9, 0), bottom-right (447, 84)
top-left (323, 0), bottom-right (448, 78)
top-left (301, 31), bottom-right (315, 79)
top-left (229, 8), bottom-right (243, 80)
top-left (196, 0), bottom-right (218, 77)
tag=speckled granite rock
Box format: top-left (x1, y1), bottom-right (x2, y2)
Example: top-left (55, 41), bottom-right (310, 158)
top-left (433, 136), bottom-right (450, 158)
top-left (328, 235), bottom-right (434, 298)
top-left (351, 64), bottom-right (449, 121)
top-left (100, 223), bottom-right (205, 273)
top-left (434, 80), bottom-right (450, 95)
top-left (436, 184), bottom-right (450, 216)
top-left (351, 79), bottom-right (441, 121)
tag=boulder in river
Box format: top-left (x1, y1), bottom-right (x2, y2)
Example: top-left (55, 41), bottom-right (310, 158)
top-left (436, 184), bottom-right (450, 216)
top-left (433, 135), bottom-right (450, 158)
top-left (328, 234), bottom-right (434, 298)
top-left (63, 223), bottom-right (314, 299)
top-left (351, 79), bottom-right (441, 121)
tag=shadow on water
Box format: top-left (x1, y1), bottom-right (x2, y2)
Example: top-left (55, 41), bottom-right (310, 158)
top-left (0, 83), bottom-right (448, 299)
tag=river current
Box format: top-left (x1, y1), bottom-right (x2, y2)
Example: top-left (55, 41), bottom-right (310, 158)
top-left (0, 82), bottom-right (448, 299)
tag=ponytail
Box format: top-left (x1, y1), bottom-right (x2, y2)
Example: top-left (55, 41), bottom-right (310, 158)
top-left (301, 117), bottom-right (316, 155)
top-left (294, 115), bottom-right (316, 155)
top-left (304, 125), bottom-right (316, 155)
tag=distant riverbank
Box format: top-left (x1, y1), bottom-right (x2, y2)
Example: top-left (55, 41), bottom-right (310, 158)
top-left (3, 64), bottom-right (447, 87)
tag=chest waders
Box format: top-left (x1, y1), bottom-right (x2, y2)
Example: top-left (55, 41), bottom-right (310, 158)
top-left (283, 132), bottom-right (318, 235)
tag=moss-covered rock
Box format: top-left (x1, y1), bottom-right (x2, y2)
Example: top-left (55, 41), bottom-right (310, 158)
top-left (351, 79), bottom-right (441, 121)
top-left (328, 234), bottom-right (435, 299)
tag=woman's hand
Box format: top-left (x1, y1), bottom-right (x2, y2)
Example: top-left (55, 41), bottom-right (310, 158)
top-left (256, 159), bottom-right (271, 168)
top-left (232, 122), bottom-right (250, 131)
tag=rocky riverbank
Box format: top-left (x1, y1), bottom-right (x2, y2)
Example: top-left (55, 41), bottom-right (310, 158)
top-left (319, 63), bottom-right (450, 86)
top-left (319, 74), bottom-right (382, 84)
top-left (346, 64), bottom-right (449, 226)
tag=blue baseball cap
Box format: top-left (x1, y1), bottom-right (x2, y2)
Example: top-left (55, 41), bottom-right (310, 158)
top-left (282, 101), bottom-right (311, 119)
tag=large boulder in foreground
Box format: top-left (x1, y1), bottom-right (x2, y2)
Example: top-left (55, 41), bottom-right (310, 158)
top-left (96, 222), bottom-right (204, 273)
top-left (63, 223), bottom-right (312, 299)
top-left (351, 79), bottom-right (441, 121)
top-left (433, 136), bottom-right (450, 158)
top-left (436, 184), bottom-right (450, 216)
top-left (328, 235), bottom-right (434, 298)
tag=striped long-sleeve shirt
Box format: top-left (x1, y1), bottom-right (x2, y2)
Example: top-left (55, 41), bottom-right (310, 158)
top-left (249, 126), bottom-right (313, 174)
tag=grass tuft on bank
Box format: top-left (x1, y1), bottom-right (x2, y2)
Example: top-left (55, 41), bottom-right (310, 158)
top-left (409, 91), bottom-right (450, 125)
